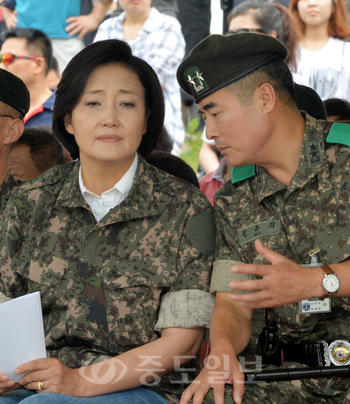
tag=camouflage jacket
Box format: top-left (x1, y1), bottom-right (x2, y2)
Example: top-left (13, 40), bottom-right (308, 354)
top-left (0, 173), bottom-right (18, 215)
top-left (212, 114), bottom-right (350, 347)
top-left (0, 156), bottom-right (215, 396)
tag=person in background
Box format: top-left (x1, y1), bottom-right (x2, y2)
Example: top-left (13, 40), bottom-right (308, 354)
top-left (0, 39), bottom-right (215, 404)
top-left (177, 0), bottom-right (211, 128)
top-left (94, 0), bottom-right (186, 156)
top-left (290, 0), bottom-right (350, 100)
top-left (111, 0), bottom-right (179, 18)
top-left (46, 56), bottom-right (61, 90)
top-left (0, 67), bottom-right (28, 308)
top-left (0, 68), bottom-right (29, 214)
top-left (9, 126), bottom-right (70, 182)
top-left (199, 158), bottom-right (232, 206)
top-left (177, 32), bottom-right (350, 404)
top-left (0, 28), bottom-right (53, 127)
top-left (228, 0), bottom-right (301, 72)
top-left (324, 97), bottom-right (350, 121)
top-left (0, 0), bottom-right (113, 72)
top-left (153, 126), bottom-right (174, 154)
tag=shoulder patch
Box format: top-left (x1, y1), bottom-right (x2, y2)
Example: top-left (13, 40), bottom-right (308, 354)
top-left (326, 122), bottom-right (350, 146)
top-left (231, 165), bottom-right (256, 184)
top-left (187, 209), bottom-right (215, 254)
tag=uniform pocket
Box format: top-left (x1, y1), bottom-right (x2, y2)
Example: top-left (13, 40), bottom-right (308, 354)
top-left (103, 260), bottom-right (173, 348)
top-left (27, 249), bottom-right (68, 286)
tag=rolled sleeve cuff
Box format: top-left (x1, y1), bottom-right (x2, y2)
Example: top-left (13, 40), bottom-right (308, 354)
top-left (154, 289), bottom-right (215, 331)
top-left (210, 259), bottom-right (260, 294)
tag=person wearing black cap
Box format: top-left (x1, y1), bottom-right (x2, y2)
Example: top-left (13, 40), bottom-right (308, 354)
top-left (0, 67), bottom-right (29, 214)
top-left (178, 33), bottom-right (350, 404)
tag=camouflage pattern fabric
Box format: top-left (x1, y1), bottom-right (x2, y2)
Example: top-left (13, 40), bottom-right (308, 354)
top-left (0, 155), bottom-right (215, 400)
top-left (0, 173), bottom-right (18, 216)
top-left (210, 114), bottom-right (350, 401)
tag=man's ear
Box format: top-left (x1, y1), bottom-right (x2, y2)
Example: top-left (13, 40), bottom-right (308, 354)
top-left (258, 83), bottom-right (275, 114)
top-left (33, 57), bottom-right (47, 76)
top-left (4, 119), bottom-right (24, 145)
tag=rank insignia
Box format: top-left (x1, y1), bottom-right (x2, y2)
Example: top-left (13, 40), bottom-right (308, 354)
top-left (306, 141), bottom-right (322, 166)
top-left (184, 65), bottom-right (210, 95)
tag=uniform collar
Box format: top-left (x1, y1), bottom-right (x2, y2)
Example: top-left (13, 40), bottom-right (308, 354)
top-left (57, 156), bottom-right (159, 225)
top-left (231, 113), bottom-right (330, 203)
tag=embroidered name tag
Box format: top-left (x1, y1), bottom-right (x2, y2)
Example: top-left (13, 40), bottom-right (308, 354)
top-left (238, 220), bottom-right (281, 245)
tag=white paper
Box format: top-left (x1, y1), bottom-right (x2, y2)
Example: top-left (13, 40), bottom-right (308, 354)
top-left (0, 291), bottom-right (46, 382)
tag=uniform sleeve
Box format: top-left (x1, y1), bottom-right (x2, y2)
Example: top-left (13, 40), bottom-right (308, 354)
top-left (211, 199), bottom-right (260, 294)
top-left (0, 192), bottom-right (29, 298)
top-left (155, 203), bottom-right (216, 330)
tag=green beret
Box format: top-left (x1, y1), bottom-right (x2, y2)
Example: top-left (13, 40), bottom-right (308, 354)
top-left (177, 33), bottom-right (288, 103)
top-left (0, 69), bottom-right (30, 116)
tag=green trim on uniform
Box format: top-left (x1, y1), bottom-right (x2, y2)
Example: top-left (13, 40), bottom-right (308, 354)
top-left (231, 165), bottom-right (256, 184)
top-left (326, 122), bottom-right (350, 146)
top-left (210, 259), bottom-right (260, 294)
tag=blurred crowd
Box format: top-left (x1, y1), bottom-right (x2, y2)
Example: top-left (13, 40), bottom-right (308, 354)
top-left (0, 0), bottom-right (349, 189)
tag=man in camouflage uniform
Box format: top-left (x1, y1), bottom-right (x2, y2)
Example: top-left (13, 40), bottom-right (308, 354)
top-left (0, 69), bottom-right (28, 306)
top-left (177, 33), bottom-right (350, 404)
top-left (0, 69), bottom-right (29, 215)
top-left (0, 156), bottom-right (215, 402)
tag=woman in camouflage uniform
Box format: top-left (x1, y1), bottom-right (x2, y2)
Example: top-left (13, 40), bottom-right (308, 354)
top-left (0, 39), bottom-right (215, 404)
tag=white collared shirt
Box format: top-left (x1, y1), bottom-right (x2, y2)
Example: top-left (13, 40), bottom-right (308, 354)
top-left (79, 154), bottom-right (138, 222)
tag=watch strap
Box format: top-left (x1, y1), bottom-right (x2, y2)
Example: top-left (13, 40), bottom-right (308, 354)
top-left (320, 265), bottom-right (334, 275)
top-left (320, 265), bottom-right (338, 297)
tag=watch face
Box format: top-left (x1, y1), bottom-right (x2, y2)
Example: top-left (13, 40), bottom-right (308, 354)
top-left (323, 274), bottom-right (340, 293)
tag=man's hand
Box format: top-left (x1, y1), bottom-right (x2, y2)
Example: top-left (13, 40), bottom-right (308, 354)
top-left (65, 15), bottom-right (100, 40)
top-left (66, 0), bottom-right (112, 40)
top-left (0, 7), bottom-right (17, 28)
top-left (180, 349), bottom-right (245, 404)
top-left (229, 239), bottom-right (324, 308)
top-left (15, 358), bottom-right (82, 396)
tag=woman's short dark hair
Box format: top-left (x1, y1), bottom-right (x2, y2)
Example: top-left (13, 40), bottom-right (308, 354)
top-left (52, 39), bottom-right (165, 160)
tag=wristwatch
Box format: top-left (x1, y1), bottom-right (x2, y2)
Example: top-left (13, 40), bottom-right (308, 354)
top-left (321, 265), bottom-right (340, 297)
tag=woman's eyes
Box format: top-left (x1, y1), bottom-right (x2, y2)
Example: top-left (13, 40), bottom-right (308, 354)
top-left (85, 101), bottom-right (135, 108)
top-left (120, 102), bottom-right (135, 108)
top-left (86, 101), bottom-right (101, 107)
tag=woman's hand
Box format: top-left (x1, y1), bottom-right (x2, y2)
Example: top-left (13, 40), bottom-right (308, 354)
top-left (15, 358), bottom-right (82, 396)
top-left (0, 373), bottom-right (20, 396)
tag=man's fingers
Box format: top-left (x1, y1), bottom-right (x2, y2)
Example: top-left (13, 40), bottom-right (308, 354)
top-left (180, 384), bottom-right (196, 404)
top-left (254, 239), bottom-right (289, 265)
top-left (212, 383), bottom-right (226, 404)
top-left (232, 371), bottom-right (245, 404)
